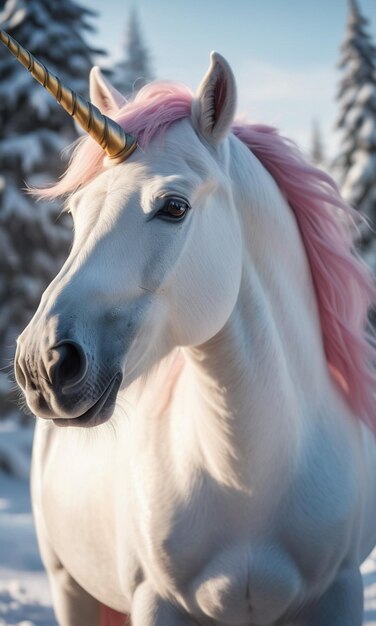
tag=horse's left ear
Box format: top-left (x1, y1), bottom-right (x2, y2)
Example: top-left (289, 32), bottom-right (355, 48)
top-left (89, 66), bottom-right (127, 114)
top-left (192, 52), bottom-right (237, 145)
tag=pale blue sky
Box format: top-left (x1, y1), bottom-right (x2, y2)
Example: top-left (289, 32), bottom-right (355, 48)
top-left (82, 0), bottom-right (376, 157)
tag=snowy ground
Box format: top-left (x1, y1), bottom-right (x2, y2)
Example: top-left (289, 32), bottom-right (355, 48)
top-left (1, 421), bottom-right (376, 625)
top-left (0, 421), bottom-right (54, 625)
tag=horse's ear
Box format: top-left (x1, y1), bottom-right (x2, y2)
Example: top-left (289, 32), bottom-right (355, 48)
top-left (89, 66), bottom-right (127, 113)
top-left (192, 52), bottom-right (237, 145)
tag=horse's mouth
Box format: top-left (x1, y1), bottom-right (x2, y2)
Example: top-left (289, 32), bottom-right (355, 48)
top-left (53, 374), bottom-right (122, 428)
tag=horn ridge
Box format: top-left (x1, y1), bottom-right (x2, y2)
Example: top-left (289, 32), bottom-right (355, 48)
top-left (71, 91), bottom-right (78, 117)
top-left (0, 29), bottom-right (137, 162)
top-left (103, 116), bottom-right (110, 151)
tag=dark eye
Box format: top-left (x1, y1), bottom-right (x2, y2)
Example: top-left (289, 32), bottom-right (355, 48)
top-left (156, 198), bottom-right (190, 222)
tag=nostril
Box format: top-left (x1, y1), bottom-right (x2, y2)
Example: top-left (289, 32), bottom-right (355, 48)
top-left (50, 341), bottom-right (88, 392)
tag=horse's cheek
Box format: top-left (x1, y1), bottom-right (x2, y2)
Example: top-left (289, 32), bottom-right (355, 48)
top-left (168, 211), bottom-right (242, 345)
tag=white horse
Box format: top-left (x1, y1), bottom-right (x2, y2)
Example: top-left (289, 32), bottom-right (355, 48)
top-left (8, 39), bottom-right (376, 626)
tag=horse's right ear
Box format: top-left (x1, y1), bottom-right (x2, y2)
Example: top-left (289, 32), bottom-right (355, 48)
top-left (192, 52), bottom-right (237, 146)
top-left (89, 66), bottom-right (127, 114)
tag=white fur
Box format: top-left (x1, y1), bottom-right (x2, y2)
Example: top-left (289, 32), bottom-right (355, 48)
top-left (19, 58), bottom-right (376, 626)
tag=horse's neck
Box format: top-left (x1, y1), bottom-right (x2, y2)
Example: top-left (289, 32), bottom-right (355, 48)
top-left (127, 140), bottom-right (333, 494)
top-left (168, 141), bottom-right (332, 492)
top-left (229, 138), bottom-right (329, 395)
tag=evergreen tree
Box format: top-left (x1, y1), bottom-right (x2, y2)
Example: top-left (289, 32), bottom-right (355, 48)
top-left (311, 119), bottom-right (325, 167)
top-left (0, 0), bottom-right (104, 420)
top-left (333, 0), bottom-right (376, 257)
top-left (113, 6), bottom-right (153, 97)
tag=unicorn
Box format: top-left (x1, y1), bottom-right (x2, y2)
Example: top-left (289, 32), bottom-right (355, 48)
top-left (2, 29), bottom-right (376, 626)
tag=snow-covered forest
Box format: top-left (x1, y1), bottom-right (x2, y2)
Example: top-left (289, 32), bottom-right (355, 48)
top-left (113, 6), bottom-right (153, 96)
top-left (1, 0), bottom-right (376, 623)
top-left (333, 0), bottom-right (376, 270)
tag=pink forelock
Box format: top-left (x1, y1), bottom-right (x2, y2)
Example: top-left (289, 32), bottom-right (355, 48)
top-left (36, 82), bottom-right (376, 434)
top-left (37, 82), bottom-right (193, 199)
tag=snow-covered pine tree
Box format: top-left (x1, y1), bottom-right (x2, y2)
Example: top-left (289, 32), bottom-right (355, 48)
top-left (113, 6), bottom-right (153, 97)
top-left (0, 0), bottom-right (104, 421)
top-left (333, 0), bottom-right (376, 262)
top-left (311, 119), bottom-right (325, 168)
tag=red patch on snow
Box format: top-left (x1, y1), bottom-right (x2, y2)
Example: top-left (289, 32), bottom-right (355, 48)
top-left (100, 604), bottom-right (130, 626)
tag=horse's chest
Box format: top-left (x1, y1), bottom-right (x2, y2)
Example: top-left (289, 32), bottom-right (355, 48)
top-left (128, 469), bottom-right (305, 624)
top-left (128, 444), bottom-right (360, 625)
top-left (134, 493), bottom-right (304, 625)
top-left (33, 430), bottom-right (139, 612)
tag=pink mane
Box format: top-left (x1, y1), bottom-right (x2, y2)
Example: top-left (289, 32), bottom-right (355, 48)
top-left (38, 82), bottom-right (376, 434)
top-left (232, 123), bottom-right (376, 434)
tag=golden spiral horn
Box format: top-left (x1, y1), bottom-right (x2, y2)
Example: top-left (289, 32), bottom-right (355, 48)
top-left (0, 30), bottom-right (137, 162)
